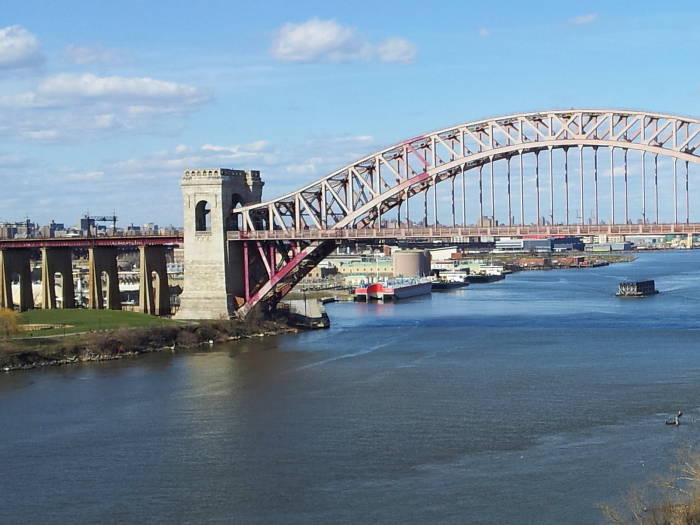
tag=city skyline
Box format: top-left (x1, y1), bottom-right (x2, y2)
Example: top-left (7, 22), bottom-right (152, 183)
top-left (2, 0), bottom-right (700, 225)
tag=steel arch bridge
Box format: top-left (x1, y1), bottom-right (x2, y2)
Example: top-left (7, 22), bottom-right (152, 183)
top-left (231, 109), bottom-right (700, 317)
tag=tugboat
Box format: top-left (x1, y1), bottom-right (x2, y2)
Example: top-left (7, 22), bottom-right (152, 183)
top-left (615, 280), bottom-right (659, 297)
top-left (466, 265), bottom-right (505, 283)
top-left (431, 269), bottom-right (470, 290)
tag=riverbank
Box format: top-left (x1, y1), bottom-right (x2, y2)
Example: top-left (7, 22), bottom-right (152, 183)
top-left (289, 252), bottom-right (636, 300)
top-left (462, 251), bottom-right (636, 271)
top-left (0, 316), bottom-right (299, 372)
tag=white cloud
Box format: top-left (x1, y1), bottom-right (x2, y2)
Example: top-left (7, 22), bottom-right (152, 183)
top-left (20, 130), bottom-right (59, 140)
top-left (286, 156), bottom-right (325, 175)
top-left (0, 134), bottom-right (382, 225)
top-left (112, 141), bottom-right (277, 173)
top-left (173, 144), bottom-right (190, 155)
top-left (201, 140), bottom-right (270, 154)
top-left (0, 154), bottom-right (23, 166)
top-left (271, 18), bottom-right (370, 62)
top-left (65, 171), bottom-right (104, 181)
top-left (0, 73), bottom-right (209, 141)
top-left (93, 114), bottom-right (118, 129)
top-left (271, 18), bottom-right (416, 64)
top-left (63, 44), bottom-right (123, 65)
top-left (376, 38), bottom-right (417, 64)
top-left (478, 28), bottom-right (490, 37)
top-left (569, 13), bottom-right (598, 25)
top-left (111, 135), bottom-right (377, 192)
top-left (0, 91), bottom-right (47, 108)
top-left (38, 73), bottom-right (205, 102)
top-left (0, 25), bottom-right (43, 70)
top-left (126, 105), bottom-right (184, 117)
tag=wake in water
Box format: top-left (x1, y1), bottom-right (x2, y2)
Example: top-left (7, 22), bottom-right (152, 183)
top-left (289, 325), bottom-right (419, 372)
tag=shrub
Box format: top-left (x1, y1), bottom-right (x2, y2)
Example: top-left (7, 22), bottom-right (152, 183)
top-left (0, 308), bottom-right (20, 336)
top-left (176, 330), bottom-right (199, 347)
top-left (602, 450), bottom-right (700, 524)
top-left (193, 324), bottom-right (217, 342)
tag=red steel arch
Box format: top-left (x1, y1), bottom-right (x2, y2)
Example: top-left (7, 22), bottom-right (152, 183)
top-left (231, 109), bottom-right (700, 316)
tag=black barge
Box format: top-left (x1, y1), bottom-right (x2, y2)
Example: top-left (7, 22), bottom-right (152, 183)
top-left (616, 280), bottom-right (659, 297)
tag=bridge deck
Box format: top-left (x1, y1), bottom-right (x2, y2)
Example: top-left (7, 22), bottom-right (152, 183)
top-left (0, 235), bottom-right (183, 249)
top-left (228, 223), bottom-right (700, 241)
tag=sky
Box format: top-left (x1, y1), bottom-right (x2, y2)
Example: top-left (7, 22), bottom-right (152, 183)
top-left (2, 0), bottom-right (700, 227)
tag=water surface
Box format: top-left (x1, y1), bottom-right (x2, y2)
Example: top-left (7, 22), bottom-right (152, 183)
top-left (3, 250), bottom-right (700, 524)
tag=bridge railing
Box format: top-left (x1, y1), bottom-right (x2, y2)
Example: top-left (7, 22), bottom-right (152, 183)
top-left (227, 223), bottom-right (700, 241)
top-left (0, 231), bottom-right (182, 241)
top-left (0, 234), bottom-right (184, 249)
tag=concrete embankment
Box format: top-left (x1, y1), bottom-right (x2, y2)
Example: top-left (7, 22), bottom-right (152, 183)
top-left (279, 299), bottom-right (331, 328)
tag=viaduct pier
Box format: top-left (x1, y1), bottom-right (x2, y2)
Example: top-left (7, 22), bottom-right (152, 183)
top-left (0, 236), bottom-right (181, 315)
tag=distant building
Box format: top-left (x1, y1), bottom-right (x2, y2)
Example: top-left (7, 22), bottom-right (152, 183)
top-left (80, 217), bottom-right (95, 233)
top-left (494, 238), bottom-right (552, 253)
top-left (477, 216), bottom-right (498, 227)
top-left (427, 246), bottom-right (458, 261)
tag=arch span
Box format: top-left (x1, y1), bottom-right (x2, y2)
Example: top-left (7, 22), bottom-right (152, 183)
top-left (228, 109), bottom-right (700, 316)
top-left (234, 109), bottom-right (700, 233)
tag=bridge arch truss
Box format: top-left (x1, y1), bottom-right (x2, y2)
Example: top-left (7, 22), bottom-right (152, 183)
top-left (230, 109), bottom-right (700, 316)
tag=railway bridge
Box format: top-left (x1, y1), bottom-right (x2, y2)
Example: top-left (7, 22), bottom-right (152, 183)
top-left (0, 235), bottom-right (181, 314)
top-left (176, 109), bottom-right (700, 319)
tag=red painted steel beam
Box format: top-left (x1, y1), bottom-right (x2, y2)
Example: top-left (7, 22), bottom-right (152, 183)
top-left (228, 223), bottom-right (700, 241)
top-left (243, 244), bottom-right (315, 313)
top-left (243, 240), bottom-right (250, 301)
top-left (0, 236), bottom-right (183, 249)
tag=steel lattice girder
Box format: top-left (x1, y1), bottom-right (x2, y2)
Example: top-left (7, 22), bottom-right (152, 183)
top-left (232, 109), bottom-right (700, 315)
top-left (234, 109), bottom-right (700, 233)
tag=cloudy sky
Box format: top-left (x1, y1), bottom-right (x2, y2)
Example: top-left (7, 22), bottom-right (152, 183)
top-left (2, 0), bottom-right (700, 226)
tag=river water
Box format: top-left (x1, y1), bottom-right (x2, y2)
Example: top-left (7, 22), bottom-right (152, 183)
top-left (3, 250), bottom-right (700, 524)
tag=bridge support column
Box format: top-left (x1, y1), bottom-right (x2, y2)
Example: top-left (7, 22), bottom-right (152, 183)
top-left (0, 249), bottom-right (34, 311)
top-left (87, 247), bottom-right (120, 310)
top-left (175, 168), bottom-right (263, 320)
top-left (40, 248), bottom-right (75, 309)
top-left (138, 245), bottom-right (170, 316)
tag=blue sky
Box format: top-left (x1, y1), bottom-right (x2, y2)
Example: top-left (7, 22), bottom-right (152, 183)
top-left (2, 0), bottom-right (700, 226)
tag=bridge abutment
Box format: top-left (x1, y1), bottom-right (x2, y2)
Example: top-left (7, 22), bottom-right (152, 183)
top-left (0, 249), bottom-right (34, 311)
top-left (175, 169), bottom-right (263, 319)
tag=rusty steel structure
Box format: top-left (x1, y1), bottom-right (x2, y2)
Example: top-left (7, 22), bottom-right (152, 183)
top-left (226, 109), bottom-right (700, 317)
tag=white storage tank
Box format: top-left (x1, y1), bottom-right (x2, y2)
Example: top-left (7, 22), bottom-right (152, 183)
top-left (392, 250), bottom-right (431, 277)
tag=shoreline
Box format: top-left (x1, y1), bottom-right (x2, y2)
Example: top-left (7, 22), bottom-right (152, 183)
top-left (0, 318), bottom-right (300, 373)
top-left (0, 252), bottom-right (640, 373)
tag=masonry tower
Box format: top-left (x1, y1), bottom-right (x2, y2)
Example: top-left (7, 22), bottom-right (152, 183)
top-left (176, 168), bottom-right (263, 319)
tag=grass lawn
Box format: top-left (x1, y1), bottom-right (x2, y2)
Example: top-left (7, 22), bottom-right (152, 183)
top-left (16, 309), bottom-right (178, 337)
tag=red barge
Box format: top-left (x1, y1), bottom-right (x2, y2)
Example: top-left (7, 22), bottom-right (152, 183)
top-left (354, 279), bottom-right (432, 302)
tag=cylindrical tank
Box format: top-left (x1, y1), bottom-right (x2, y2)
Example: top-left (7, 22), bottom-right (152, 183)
top-left (392, 250), bottom-right (431, 277)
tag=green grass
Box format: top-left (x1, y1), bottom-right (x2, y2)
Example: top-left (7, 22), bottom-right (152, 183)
top-left (16, 309), bottom-right (178, 337)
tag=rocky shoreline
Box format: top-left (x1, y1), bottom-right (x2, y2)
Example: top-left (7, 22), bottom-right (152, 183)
top-left (0, 319), bottom-right (299, 372)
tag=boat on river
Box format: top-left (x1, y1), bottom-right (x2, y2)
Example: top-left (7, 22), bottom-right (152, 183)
top-left (616, 280), bottom-right (658, 297)
top-left (355, 278), bottom-right (432, 301)
top-left (432, 270), bottom-right (470, 290)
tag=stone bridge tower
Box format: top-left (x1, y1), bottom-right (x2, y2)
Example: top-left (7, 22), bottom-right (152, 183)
top-left (176, 168), bottom-right (263, 319)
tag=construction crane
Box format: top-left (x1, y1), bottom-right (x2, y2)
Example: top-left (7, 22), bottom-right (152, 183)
top-left (83, 213), bottom-right (118, 236)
